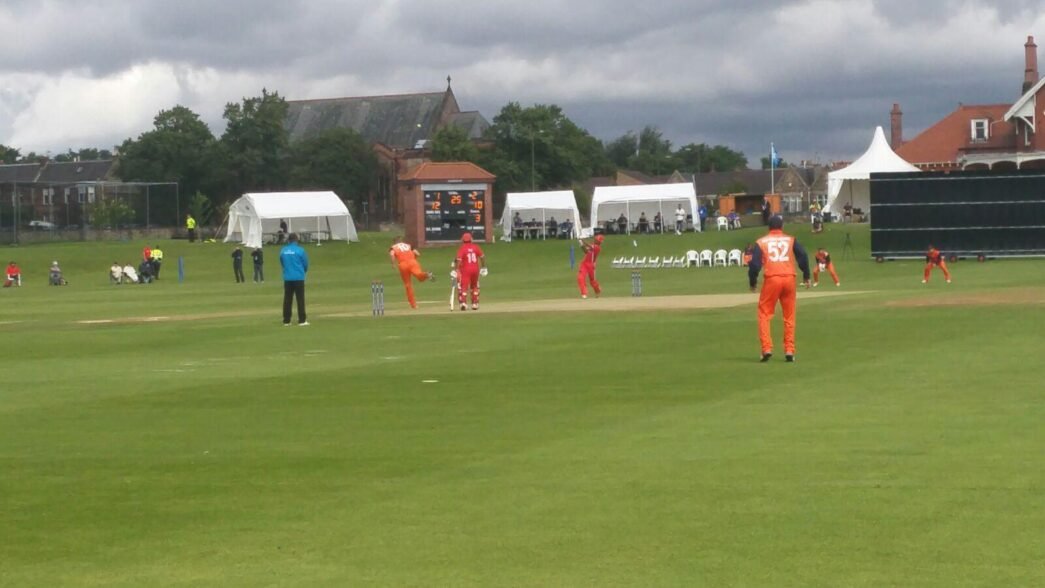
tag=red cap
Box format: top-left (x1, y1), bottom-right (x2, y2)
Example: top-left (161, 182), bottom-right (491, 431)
top-left (595, 234), bottom-right (605, 243)
top-left (461, 233), bottom-right (473, 243)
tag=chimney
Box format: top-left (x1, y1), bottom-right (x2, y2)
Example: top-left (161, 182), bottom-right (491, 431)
top-left (890, 103), bottom-right (903, 148)
top-left (1024, 35), bottom-right (1038, 94)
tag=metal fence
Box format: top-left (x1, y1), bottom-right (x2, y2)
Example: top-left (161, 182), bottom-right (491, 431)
top-left (0, 181), bottom-right (180, 244)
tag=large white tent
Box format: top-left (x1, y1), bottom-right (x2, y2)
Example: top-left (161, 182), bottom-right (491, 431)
top-left (826, 126), bottom-right (921, 218)
top-left (500, 190), bottom-right (583, 240)
top-left (590, 183), bottom-right (698, 234)
top-left (223, 191), bottom-right (358, 248)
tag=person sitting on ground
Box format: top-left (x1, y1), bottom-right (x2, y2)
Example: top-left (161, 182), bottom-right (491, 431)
top-left (4, 261), bottom-right (21, 288)
top-left (122, 262), bottom-right (139, 284)
top-left (617, 213), bottom-right (628, 234)
top-left (110, 262), bottom-right (123, 285)
top-left (49, 260), bottom-right (68, 286)
top-left (638, 212), bottom-right (649, 233)
top-left (138, 259), bottom-right (154, 284)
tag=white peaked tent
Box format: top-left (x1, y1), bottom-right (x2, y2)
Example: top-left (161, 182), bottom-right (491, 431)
top-left (500, 190), bottom-right (583, 240)
top-left (826, 126), bottom-right (921, 217)
top-left (591, 183), bottom-right (698, 234)
top-left (223, 191), bottom-right (359, 248)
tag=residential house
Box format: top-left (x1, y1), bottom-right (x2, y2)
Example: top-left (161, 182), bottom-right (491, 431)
top-left (894, 36), bottom-right (1045, 171)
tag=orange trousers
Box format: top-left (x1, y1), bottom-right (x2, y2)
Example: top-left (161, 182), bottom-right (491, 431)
top-left (758, 276), bottom-right (797, 355)
top-left (577, 265), bottom-right (601, 297)
top-left (813, 262), bottom-right (839, 285)
top-left (398, 262), bottom-right (429, 308)
top-left (923, 261), bottom-right (950, 282)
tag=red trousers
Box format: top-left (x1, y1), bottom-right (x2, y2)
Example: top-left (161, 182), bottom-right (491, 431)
top-left (398, 262), bottom-right (429, 309)
top-left (923, 261), bottom-right (950, 282)
top-left (458, 269), bottom-right (479, 304)
top-left (758, 276), bottom-right (797, 355)
top-left (577, 264), bottom-right (600, 297)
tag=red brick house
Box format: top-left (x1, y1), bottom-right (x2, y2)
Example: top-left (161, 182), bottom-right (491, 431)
top-left (894, 36), bottom-right (1045, 171)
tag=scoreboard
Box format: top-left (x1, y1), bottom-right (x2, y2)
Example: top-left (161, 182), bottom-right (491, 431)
top-left (423, 189), bottom-right (486, 241)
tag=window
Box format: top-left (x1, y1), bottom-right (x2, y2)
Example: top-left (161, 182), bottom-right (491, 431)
top-left (42, 187), bottom-right (53, 206)
top-left (971, 119), bottom-right (988, 142)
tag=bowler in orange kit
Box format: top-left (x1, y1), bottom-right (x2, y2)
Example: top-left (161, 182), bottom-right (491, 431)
top-left (748, 216), bottom-right (811, 362)
top-left (813, 247), bottom-right (840, 287)
top-left (577, 234), bottom-right (604, 298)
top-left (923, 245), bottom-right (951, 284)
top-left (454, 232), bottom-right (486, 311)
top-left (389, 236), bottom-right (435, 309)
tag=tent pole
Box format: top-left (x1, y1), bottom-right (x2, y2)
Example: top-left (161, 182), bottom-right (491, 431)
top-left (541, 209), bottom-right (546, 240)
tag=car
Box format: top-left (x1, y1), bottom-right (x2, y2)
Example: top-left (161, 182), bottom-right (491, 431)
top-left (28, 220), bottom-right (57, 229)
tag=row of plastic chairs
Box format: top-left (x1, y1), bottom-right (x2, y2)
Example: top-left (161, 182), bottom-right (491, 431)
top-left (612, 249), bottom-right (744, 269)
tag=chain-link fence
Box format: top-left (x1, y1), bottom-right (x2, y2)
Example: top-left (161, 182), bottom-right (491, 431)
top-left (0, 181), bottom-right (180, 244)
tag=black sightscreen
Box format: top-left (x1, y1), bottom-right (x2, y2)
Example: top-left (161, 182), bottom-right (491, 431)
top-left (870, 169), bottom-right (1045, 258)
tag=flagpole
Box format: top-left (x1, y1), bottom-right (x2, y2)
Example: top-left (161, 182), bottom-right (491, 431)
top-left (770, 142), bottom-right (775, 194)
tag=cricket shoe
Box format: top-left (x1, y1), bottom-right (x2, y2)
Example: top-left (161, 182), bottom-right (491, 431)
top-left (760, 352), bottom-right (772, 363)
top-left (299, 321), bottom-right (310, 326)
top-left (581, 294), bottom-right (588, 299)
top-left (812, 282), bottom-right (819, 287)
top-left (471, 304), bottom-right (479, 310)
top-left (921, 280), bottom-right (927, 284)
top-left (460, 303), bottom-right (468, 311)
top-left (946, 280), bottom-right (952, 284)
top-left (785, 354), bottom-right (795, 363)
top-left (283, 322), bottom-right (291, 327)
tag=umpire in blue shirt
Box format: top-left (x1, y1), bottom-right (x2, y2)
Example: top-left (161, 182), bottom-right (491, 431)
top-left (279, 233), bottom-right (309, 326)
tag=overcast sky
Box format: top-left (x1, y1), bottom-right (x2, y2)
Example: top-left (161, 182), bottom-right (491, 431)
top-left (2, 0), bottom-right (1044, 165)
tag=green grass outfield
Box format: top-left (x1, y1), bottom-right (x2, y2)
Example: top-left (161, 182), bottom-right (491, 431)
top-left (2, 224), bottom-right (1044, 586)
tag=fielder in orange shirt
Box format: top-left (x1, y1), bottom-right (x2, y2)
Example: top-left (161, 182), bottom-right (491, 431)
top-left (389, 236), bottom-right (435, 309)
top-left (748, 215), bottom-right (811, 362)
top-left (812, 247), bottom-right (840, 287)
top-left (923, 245), bottom-right (951, 284)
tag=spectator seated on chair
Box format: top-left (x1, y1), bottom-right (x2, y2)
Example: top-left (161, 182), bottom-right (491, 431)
top-left (728, 210), bottom-right (741, 229)
top-left (559, 219), bottom-right (574, 239)
top-left (637, 212), bottom-right (649, 234)
top-left (547, 216), bottom-right (558, 238)
top-left (49, 260), bottom-right (68, 286)
top-left (616, 213), bottom-right (628, 234)
top-left (843, 202), bottom-right (853, 223)
top-left (109, 262), bottom-right (123, 285)
top-left (653, 211), bottom-right (663, 233)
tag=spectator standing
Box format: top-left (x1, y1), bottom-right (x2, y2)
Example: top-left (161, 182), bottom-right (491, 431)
top-left (616, 213), bottom-right (628, 234)
top-left (748, 216), bottom-right (811, 363)
top-left (186, 214), bottom-right (197, 242)
top-left (142, 245), bottom-right (152, 264)
top-left (280, 233), bottom-right (309, 325)
top-left (698, 204), bottom-right (708, 232)
top-left (843, 202), bottom-right (853, 223)
top-left (577, 234), bottom-right (604, 299)
top-left (251, 248), bottom-right (264, 282)
top-left (454, 232), bottom-right (487, 311)
top-left (389, 236), bottom-right (435, 310)
top-left (674, 204), bottom-right (686, 235)
top-left (761, 197), bottom-right (771, 226)
top-left (278, 219), bottom-right (288, 243)
top-left (232, 247), bottom-right (245, 283)
top-left (150, 245), bottom-right (163, 279)
top-left (809, 201), bottom-right (821, 224)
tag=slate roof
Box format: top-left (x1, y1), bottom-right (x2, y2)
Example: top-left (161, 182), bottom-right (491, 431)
top-left (285, 90), bottom-right (489, 149)
top-left (0, 163), bottom-right (43, 183)
top-left (36, 160), bottom-right (115, 183)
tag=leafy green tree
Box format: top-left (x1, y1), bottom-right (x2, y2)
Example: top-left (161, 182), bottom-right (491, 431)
top-left (675, 143), bottom-right (748, 173)
top-left (92, 197), bottom-right (135, 228)
top-left (760, 156), bottom-right (788, 169)
top-left (218, 89), bottom-right (290, 199)
top-left (605, 133), bottom-right (638, 168)
top-left (288, 128), bottom-right (378, 213)
top-left (54, 148), bottom-right (113, 162)
top-left (0, 144), bottom-right (20, 164)
top-left (188, 191), bottom-right (214, 226)
top-left (481, 102), bottom-right (613, 195)
top-left (430, 125), bottom-right (481, 162)
top-left (118, 105), bottom-right (218, 205)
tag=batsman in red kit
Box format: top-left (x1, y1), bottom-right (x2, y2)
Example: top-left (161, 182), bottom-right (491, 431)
top-left (454, 232), bottom-right (486, 311)
top-left (748, 216), bottom-right (811, 362)
top-left (923, 245), bottom-right (951, 284)
top-left (577, 234), bottom-right (604, 298)
top-left (813, 247), bottom-right (840, 287)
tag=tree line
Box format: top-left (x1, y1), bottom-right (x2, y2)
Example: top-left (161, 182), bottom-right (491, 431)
top-left (1, 90), bottom-right (752, 223)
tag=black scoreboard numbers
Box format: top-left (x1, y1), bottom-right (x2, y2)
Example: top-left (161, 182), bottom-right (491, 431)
top-left (423, 189), bottom-right (486, 241)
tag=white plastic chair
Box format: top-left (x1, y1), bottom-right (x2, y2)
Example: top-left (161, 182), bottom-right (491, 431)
top-left (633, 256), bottom-right (647, 268)
top-left (686, 250), bottom-right (699, 267)
top-left (716, 216), bottom-right (729, 231)
top-left (699, 249), bottom-right (713, 267)
top-left (621, 256), bottom-right (635, 268)
top-left (713, 249), bottom-right (728, 267)
top-left (673, 255), bottom-right (687, 268)
top-left (662, 254), bottom-right (675, 268)
top-left (611, 256), bottom-right (624, 268)
top-left (727, 249), bottom-right (742, 266)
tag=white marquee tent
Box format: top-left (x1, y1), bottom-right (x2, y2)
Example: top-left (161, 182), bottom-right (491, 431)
top-left (500, 190), bottom-right (583, 240)
top-left (223, 191), bottom-right (359, 248)
top-left (590, 183), bottom-right (698, 234)
top-left (826, 126), bottom-right (921, 218)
